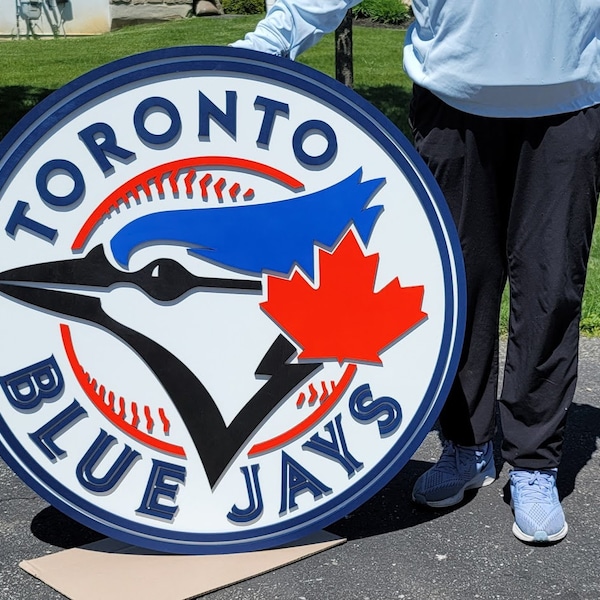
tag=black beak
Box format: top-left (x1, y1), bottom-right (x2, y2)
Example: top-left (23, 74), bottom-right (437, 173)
top-left (0, 246), bottom-right (317, 489)
top-left (0, 244), bottom-right (261, 308)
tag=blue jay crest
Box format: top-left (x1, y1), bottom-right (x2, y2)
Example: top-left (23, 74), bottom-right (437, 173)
top-left (0, 47), bottom-right (465, 554)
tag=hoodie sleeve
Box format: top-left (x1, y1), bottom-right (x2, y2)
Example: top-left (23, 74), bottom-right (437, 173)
top-left (230, 0), bottom-right (362, 60)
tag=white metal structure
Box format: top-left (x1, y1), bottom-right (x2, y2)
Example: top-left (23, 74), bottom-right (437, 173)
top-left (14, 0), bottom-right (69, 38)
top-left (1, 0), bottom-right (112, 37)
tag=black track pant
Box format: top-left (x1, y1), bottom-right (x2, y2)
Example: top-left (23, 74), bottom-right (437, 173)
top-left (410, 84), bottom-right (600, 469)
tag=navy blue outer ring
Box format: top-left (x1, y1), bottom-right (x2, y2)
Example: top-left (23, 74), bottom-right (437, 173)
top-left (0, 46), bottom-right (466, 554)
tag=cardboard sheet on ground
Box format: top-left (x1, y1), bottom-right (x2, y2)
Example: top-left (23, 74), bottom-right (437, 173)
top-left (19, 530), bottom-right (345, 600)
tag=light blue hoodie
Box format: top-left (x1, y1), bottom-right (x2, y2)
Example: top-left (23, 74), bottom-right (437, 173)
top-left (232, 0), bottom-right (600, 118)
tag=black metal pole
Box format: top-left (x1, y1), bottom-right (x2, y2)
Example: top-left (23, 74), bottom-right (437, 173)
top-left (335, 10), bottom-right (353, 88)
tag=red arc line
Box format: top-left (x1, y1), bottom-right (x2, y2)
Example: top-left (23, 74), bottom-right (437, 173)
top-left (71, 156), bottom-right (305, 252)
top-left (60, 323), bottom-right (186, 457)
top-left (247, 363), bottom-right (357, 457)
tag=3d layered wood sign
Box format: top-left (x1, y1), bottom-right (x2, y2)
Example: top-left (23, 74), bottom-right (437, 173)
top-left (0, 46), bottom-right (465, 554)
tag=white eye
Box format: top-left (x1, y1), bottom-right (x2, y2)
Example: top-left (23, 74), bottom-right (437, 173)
top-left (152, 265), bottom-right (160, 278)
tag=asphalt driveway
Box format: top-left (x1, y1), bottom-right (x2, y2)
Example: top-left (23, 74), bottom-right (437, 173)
top-left (1, 339), bottom-right (599, 600)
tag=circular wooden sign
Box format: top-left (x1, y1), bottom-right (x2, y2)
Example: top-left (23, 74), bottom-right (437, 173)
top-left (0, 46), bottom-right (464, 553)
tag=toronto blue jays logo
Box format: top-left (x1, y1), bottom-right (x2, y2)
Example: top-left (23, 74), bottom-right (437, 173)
top-left (0, 47), bottom-right (465, 553)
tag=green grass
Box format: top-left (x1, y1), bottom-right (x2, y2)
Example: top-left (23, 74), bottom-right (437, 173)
top-left (583, 235), bottom-right (600, 335)
top-left (498, 248), bottom-right (600, 336)
top-left (0, 17), bottom-right (262, 86)
top-left (0, 17), bottom-right (412, 138)
top-left (1, 16), bottom-right (599, 335)
top-left (0, 16), bottom-right (264, 138)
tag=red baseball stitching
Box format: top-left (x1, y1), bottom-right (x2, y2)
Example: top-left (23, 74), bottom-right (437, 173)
top-left (60, 323), bottom-right (186, 457)
top-left (71, 156), bottom-right (305, 252)
top-left (247, 363), bottom-right (358, 457)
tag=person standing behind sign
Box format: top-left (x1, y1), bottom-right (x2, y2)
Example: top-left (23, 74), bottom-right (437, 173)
top-left (231, 0), bottom-right (600, 543)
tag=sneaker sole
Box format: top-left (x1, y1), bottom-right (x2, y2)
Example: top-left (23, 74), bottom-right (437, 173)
top-left (512, 520), bottom-right (568, 544)
top-left (412, 472), bottom-right (496, 509)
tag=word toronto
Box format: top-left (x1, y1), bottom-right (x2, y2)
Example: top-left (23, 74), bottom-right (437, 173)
top-left (4, 91), bottom-right (339, 243)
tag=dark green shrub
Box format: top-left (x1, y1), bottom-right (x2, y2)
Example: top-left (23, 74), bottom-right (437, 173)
top-left (221, 0), bottom-right (265, 15)
top-left (352, 0), bottom-right (410, 25)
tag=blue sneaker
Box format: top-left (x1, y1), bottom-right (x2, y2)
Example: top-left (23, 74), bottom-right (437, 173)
top-left (510, 469), bottom-right (568, 543)
top-left (412, 441), bottom-right (496, 508)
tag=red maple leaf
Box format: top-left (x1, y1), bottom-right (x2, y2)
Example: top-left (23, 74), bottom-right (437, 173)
top-left (260, 230), bottom-right (427, 364)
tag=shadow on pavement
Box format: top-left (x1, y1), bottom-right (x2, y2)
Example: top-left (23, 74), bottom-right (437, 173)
top-left (31, 506), bottom-right (106, 550)
top-left (29, 457), bottom-right (453, 550)
top-left (558, 401), bottom-right (600, 498)
top-left (327, 457), bottom-right (471, 541)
